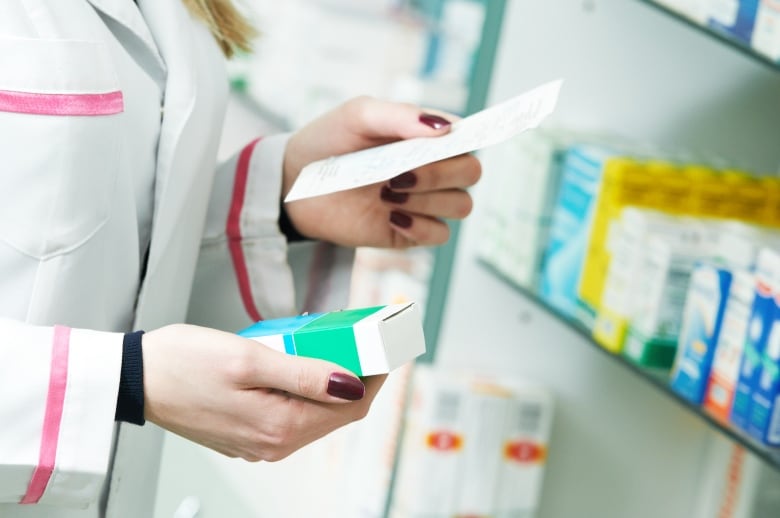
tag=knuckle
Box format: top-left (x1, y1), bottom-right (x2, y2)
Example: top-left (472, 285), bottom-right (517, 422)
top-left (223, 347), bottom-right (257, 383)
top-left (343, 95), bottom-right (375, 124)
top-left (296, 369), bottom-right (322, 398)
top-left (466, 155), bottom-right (483, 184)
top-left (456, 195), bottom-right (474, 219)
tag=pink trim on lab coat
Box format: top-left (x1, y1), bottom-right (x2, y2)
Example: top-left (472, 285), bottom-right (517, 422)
top-left (0, 89), bottom-right (124, 116)
top-left (228, 138), bottom-right (264, 323)
top-left (20, 326), bottom-right (72, 504)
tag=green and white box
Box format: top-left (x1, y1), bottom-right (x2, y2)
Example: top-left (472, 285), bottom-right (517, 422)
top-left (238, 303), bottom-right (425, 376)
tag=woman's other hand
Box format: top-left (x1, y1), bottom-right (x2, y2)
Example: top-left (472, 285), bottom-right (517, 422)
top-left (282, 97), bottom-right (481, 248)
top-left (142, 324), bottom-right (385, 461)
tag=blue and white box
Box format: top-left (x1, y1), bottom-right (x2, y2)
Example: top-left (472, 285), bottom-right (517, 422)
top-left (539, 145), bottom-right (612, 316)
top-left (730, 248), bottom-right (780, 431)
top-left (671, 264), bottom-right (734, 405)
top-left (746, 301), bottom-right (780, 446)
top-left (708, 0), bottom-right (761, 44)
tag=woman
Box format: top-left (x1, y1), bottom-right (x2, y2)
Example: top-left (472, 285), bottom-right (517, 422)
top-left (0, 0), bottom-right (480, 516)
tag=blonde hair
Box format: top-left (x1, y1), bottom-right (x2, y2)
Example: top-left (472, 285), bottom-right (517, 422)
top-left (182, 0), bottom-right (257, 58)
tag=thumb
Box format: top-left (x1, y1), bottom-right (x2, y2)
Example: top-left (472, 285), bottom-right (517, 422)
top-left (251, 346), bottom-right (366, 403)
top-left (345, 97), bottom-right (456, 141)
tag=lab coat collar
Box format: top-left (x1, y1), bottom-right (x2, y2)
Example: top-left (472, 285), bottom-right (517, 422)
top-left (85, 0), bottom-right (166, 75)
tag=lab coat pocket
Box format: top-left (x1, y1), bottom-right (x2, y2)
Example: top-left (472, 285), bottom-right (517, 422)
top-left (0, 37), bottom-right (123, 259)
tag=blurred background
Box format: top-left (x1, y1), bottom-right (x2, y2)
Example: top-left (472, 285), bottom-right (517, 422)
top-left (156, 1), bottom-right (780, 516)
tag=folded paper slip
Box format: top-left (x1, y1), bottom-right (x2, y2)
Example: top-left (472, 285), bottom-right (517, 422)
top-left (238, 302), bottom-right (426, 376)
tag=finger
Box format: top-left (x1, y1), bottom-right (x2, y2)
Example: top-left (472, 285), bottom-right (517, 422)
top-left (381, 188), bottom-right (474, 220)
top-left (388, 211), bottom-right (450, 247)
top-left (388, 153), bottom-right (482, 192)
top-left (249, 346), bottom-right (366, 404)
top-left (341, 97), bottom-right (456, 141)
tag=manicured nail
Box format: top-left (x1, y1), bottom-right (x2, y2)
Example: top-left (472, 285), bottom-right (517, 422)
top-left (389, 211), bottom-right (413, 229)
top-left (327, 372), bottom-right (365, 401)
top-left (381, 187), bottom-right (409, 204)
top-left (389, 171), bottom-right (417, 189)
top-left (419, 113), bottom-right (451, 130)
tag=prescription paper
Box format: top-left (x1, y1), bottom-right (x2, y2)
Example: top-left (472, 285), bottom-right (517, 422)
top-left (284, 79), bottom-right (563, 202)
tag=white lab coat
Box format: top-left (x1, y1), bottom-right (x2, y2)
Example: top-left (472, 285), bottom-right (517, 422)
top-left (0, 0), bottom-right (354, 516)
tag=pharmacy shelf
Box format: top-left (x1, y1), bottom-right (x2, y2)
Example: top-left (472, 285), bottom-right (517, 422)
top-left (477, 258), bottom-right (780, 473)
top-left (638, 0), bottom-right (780, 72)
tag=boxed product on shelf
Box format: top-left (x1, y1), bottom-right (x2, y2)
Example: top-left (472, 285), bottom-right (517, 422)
top-left (671, 265), bottom-right (737, 404)
top-left (703, 270), bottom-right (757, 422)
top-left (390, 366), bottom-right (553, 518)
top-left (539, 144), bottom-right (619, 318)
top-left (707, 0), bottom-right (761, 45)
top-left (625, 221), bottom-right (763, 371)
top-left (579, 160), bottom-right (779, 336)
top-left (621, 229), bottom-right (711, 370)
top-left (670, 223), bottom-right (767, 402)
top-left (593, 208), bottom-right (681, 353)
top-left (576, 158), bottom-right (723, 325)
top-left (730, 248), bottom-right (780, 433)
top-left (476, 129), bottom-right (568, 290)
top-left (751, 0), bottom-right (780, 61)
top-left (745, 299), bottom-right (780, 447)
top-left (238, 303), bottom-right (425, 376)
top-left (390, 366), bottom-right (470, 518)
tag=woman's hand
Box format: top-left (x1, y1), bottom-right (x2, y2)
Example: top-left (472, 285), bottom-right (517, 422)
top-left (142, 324), bottom-right (385, 462)
top-left (282, 97), bottom-right (481, 248)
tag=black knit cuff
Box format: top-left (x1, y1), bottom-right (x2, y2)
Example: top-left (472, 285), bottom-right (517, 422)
top-left (278, 201), bottom-right (309, 242)
top-left (115, 330), bottom-right (146, 426)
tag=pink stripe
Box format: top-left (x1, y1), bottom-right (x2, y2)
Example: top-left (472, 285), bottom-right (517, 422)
top-left (21, 326), bottom-right (71, 504)
top-left (228, 138), bottom-right (264, 323)
top-left (0, 89), bottom-right (124, 116)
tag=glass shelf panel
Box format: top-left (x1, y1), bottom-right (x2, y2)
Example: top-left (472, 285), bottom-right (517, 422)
top-left (637, 0), bottom-right (780, 72)
top-left (477, 258), bottom-right (780, 473)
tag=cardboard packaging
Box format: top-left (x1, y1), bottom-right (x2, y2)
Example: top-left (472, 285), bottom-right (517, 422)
top-left (703, 270), bottom-right (756, 422)
top-left (671, 265), bottom-right (734, 404)
top-left (238, 302), bottom-right (425, 376)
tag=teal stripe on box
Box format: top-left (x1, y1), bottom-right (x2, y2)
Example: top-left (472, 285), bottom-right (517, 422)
top-left (238, 313), bottom-right (324, 338)
top-left (283, 334), bottom-right (296, 355)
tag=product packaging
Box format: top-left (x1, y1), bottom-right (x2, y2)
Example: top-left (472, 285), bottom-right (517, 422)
top-left (703, 270), bottom-right (757, 422)
top-left (238, 302), bottom-right (425, 376)
top-left (391, 367), bottom-right (553, 518)
top-left (671, 265), bottom-right (735, 404)
top-left (731, 248), bottom-right (780, 432)
top-left (708, 0), bottom-right (760, 45)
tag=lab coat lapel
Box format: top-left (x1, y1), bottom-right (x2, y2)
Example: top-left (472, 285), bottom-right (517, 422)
top-left (131, 0), bottom-right (227, 330)
top-left (84, 0), bottom-right (166, 74)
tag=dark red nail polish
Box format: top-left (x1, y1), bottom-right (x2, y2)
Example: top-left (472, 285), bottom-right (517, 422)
top-left (327, 372), bottom-right (365, 401)
top-left (389, 211), bottom-right (413, 229)
top-left (381, 187), bottom-right (409, 204)
top-left (389, 171), bottom-right (417, 189)
top-left (419, 113), bottom-right (451, 130)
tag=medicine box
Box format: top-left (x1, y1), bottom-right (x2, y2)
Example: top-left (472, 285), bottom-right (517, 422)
top-left (730, 248), bottom-right (780, 432)
top-left (238, 302), bottom-right (425, 376)
top-left (670, 265), bottom-right (734, 405)
top-left (703, 270), bottom-right (756, 423)
top-left (708, 0), bottom-right (760, 45)
top-left (390, 367), bottom-right (553, 518)
top-left (746, 302), bottom-right (780, 447)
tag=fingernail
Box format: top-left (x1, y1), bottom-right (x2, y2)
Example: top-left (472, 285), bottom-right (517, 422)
top-left (381, 187), bottom-right (409, 204)
top-left (419, 113), bottom-right (451, 130)
top-left (389, 171), bottom-right (417, 189)
top-left (389, 211), bottom-right (413, 229)
top-left (327, 372), bottom-right (365, 401)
